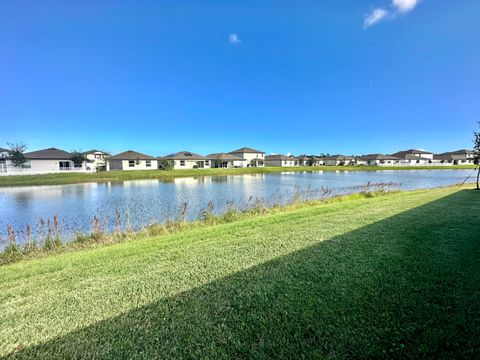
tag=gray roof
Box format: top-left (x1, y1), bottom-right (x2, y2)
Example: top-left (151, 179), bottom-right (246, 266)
top-left (229, 147), bottom-right (265, 154)
top-left (24, 147), bottom-right (72, 160)
top-left (161, 151), bottom-right (210, 160)
top-left (297, 155), bottom-right (323, 161)
top-left (110, 150), bottom-right (156, 160)
top-left (392, 149), bottom-right (433, 158)
top-left (440, 149), bottom-right (474, 156)
top-left (265, 154), bottom-right (298, 161)
top-left (323, 155), bottom-right (355, 161)
top-left (358, 154), bottom-right (401, 161)
top-left (207, 153), bottom-right (246, 161)
top-left (0, 147), bottom-right (8, 152)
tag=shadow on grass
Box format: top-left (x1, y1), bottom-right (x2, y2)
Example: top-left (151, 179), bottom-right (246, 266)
top-left (5, 190), bottom-right (480, 359)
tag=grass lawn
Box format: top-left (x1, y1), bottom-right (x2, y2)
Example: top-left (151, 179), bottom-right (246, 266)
top-left (0, 165), bottom-right (476, 187)
top-left (0, 186), bottom-right (479, 358)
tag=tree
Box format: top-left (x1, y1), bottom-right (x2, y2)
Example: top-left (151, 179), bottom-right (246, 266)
top-left (7, 142), bottom-right (27, 168)
top-left (70, 150), bottom-right (86, 168)
top-left (474, 122), bottom-right (480, 189)
top-left (159, 159), bottom-right (174, 170)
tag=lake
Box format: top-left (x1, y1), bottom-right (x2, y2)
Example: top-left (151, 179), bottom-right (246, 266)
top-left (0, 169), bottom-right (474, 243)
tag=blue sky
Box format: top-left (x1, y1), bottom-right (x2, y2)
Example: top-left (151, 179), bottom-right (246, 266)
top-left (1, 0), bottom-right (479, 156)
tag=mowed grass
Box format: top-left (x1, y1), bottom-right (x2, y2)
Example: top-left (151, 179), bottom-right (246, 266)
top-left (0, 186), bottom-right (479, 358)
top-left (0, 165), bottom-right (475, 187)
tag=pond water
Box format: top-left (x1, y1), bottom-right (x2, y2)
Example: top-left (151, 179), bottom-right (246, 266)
top-left (0, 169), bottom-right (474, 244)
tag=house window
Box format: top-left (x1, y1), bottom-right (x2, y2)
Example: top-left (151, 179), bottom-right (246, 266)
top-left (180, 160), bottom-right (185, 166)
top-left (204, 160), bottom-right (209, 166)
top-left (146, 160), bottom-right (151, 167)
top-left (129, 160), bottom-right (135, 167)
top-left (59, 161), bottom-right (71, 170)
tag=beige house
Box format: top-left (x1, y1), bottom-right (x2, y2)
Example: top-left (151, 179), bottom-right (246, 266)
top-left (228, 147), bottom-right (264, 167)
top-left (1, 147), bottom-right (87, 175)
top-left (323, 155), bottom-right (355, 166)
top-left (391, 149), bottom-right (433, 165)
top-left (357, 154), bottom-right (402, 166)
top-left (265, 154), bottom-right (298, 167)
top-left (83, 149), bottom-right (109, 171)
top-left (160, 151), bottom-right (211, 169)
top-left (297, 155), bottom-right (325, 166)
top-left (433, 149), bottom-right (475, 165)
top-left (207, 153), bottom-right (246, 168)
top-left (108, 150), bottom-right (158, 171)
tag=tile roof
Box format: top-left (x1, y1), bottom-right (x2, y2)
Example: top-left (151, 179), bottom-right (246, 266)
top-left (109, 150), bottom-right (157, 160)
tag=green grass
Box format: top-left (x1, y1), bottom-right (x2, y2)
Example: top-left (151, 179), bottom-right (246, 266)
top-left (0, 165), bottom-right (475, 187)
top-left (0, 186), bottom-right (479, 358)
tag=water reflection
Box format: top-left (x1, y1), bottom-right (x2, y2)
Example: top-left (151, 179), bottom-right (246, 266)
top-left (0, 170), bottom-right (472, 244)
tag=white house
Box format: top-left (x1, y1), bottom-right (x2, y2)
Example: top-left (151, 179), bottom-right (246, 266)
top-left (323, 155), bottom-right (355, 166)
top-left (433, 149), bottom-right (475, 165)
top-left (160, 151), bottom-right (211, 169)
top-left (207, 153), bottom-right (246, 168)
top-left (0, 147), bottom-right (10, 174)
top-left (357, 154), bottom-right (402, 166)
top-left (228, 147), bottom-right (265, 167)
top-left (83, 149), bottom-right (109, 171)
top-left (108, 150), bottom-right (158, 171)
top-left (265, 154), bottom-right (298, 167)
top-left (392, 149), bottom-right (434, 165)
top-left (297, 156), bottom-right (325, 166)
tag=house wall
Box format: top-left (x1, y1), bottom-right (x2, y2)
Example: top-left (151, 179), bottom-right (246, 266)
top-left (108, 159), bottom-right (158, 171)
top-left (210, 160), bottom-right (245, 168)
top-left (172, 159), bottom-right (211, 170)
top-left (265, 159), bottom-right (297, 167)
top-left (25, 159), bottom-right (79, 172)
top-left (231, 152), bottom-right (265, 167)
top-left (411, 153), bottom-right (433, 160)
top-left (0, 159), bottom-right (88, 175)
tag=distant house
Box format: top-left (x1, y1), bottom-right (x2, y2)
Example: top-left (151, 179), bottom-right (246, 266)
top-left (0, 147), bottom-right (86, 175)
top-left (160, 151), bottom-right (211, 169)
top-left (391, 149), bottom-right (433, 165)
top-left (297, 155), bottom-right (324, 166)
top-left (0, 147), bottom-right (10, 173)
top-left (26, 148), bottom-right (80, 172)
top-left (433, 149), bottom-right (475, 165)
top-left (357, 154), bottom-right (402, 166)
top-left (207, 153), bottom-right (246, 168)
top-left (228, 147), bottom-right (265, 167)
top-left (83, 149), bottom-right (109, 171)
top-left (323, 155), bottom-right (355, 166)
top-left (265, 154), bottom-right (298, 167)
top-left (108, 150), bottom-right (158, 171)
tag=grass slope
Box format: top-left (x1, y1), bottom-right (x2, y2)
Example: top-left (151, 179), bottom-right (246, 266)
top-left (0, 186), bottom-right (479, 358)
top-left (0, 165), bottom-right (475, 187)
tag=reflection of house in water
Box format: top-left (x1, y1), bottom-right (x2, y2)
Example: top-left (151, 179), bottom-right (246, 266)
top-left (122, 179), bottom-right (161, 187)
top-left (0, 183), bottom-right (98, 201)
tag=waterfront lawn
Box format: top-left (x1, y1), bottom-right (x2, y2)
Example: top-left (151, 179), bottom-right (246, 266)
top-left (0, 164), bottom-right (476, 187)
top-left (0, 186), bottom-right (479, 358)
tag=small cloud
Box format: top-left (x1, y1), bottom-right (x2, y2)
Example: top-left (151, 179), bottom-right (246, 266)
top-left (229, 33), bottom-right (241, 45)
top-left (364, 8), bottom-right (389, 28)
top-left (363, 0), bottom-right (421, 28)
top-left (392, 0), bottom-right (420, 13)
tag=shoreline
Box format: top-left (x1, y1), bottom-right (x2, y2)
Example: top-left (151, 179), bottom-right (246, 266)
top-left (1, 183), bottom-right (473, 266)
top-left (0, 165), bottom-right (476, 187)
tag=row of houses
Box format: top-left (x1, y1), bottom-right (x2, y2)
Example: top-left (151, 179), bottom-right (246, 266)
top-left (0, 146), bottom-right (476, 175)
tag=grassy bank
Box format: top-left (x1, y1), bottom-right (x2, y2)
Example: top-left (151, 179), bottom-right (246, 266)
top-left (0, 185), bottom-right (479, 358)
top-left (0, 165), bottom-right (476, 187)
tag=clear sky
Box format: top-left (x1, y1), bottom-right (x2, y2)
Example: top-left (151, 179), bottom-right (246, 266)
top-left (1, 0), bottom-right (479, 156)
